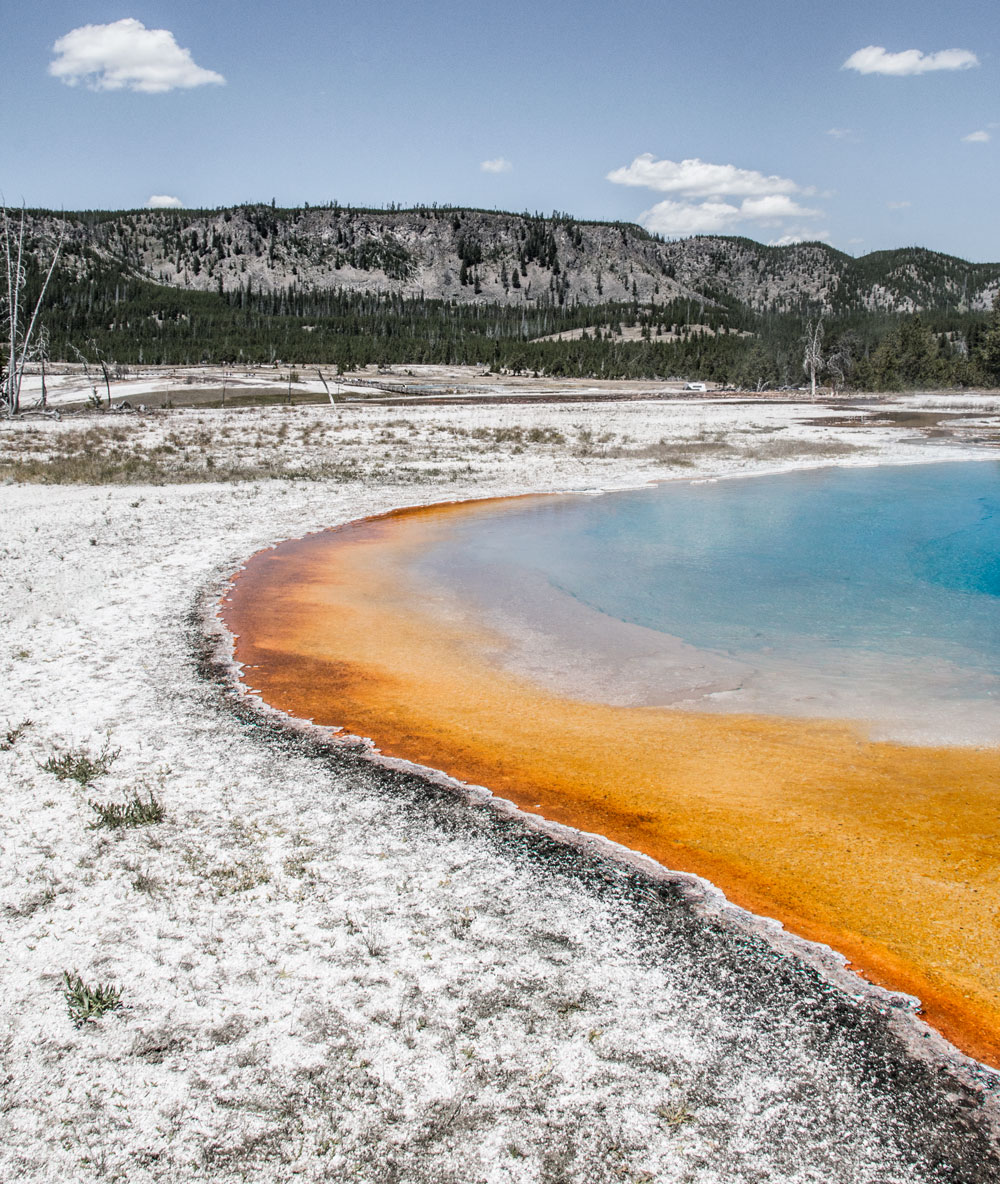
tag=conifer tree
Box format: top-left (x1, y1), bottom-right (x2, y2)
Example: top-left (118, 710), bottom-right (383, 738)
top-left (976, 293), bottom-right (1000, 385)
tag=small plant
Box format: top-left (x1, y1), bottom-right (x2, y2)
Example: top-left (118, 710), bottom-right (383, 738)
top-left (348, 914), bottom-right (386, 957)
top-left (41, 740), bottom-right (120, 786)
top-left (657, 1100), bottom-right (695, 1128)
top-left (206, 858), bottom-right (270, 895)
top-left (1, 718), bottom-right (32, 750)
top-left (88, 792), bottom-right (165, 829)
top-left (63, 971), bottom-right (123, 1027)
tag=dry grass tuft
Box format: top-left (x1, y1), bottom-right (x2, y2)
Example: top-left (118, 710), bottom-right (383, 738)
top-left (40, 741), bottom-right (119, 786)
top-left (88, 792), bottom-right (165, 830)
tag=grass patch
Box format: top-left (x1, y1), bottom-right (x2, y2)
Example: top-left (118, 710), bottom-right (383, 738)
top-left (41, 741), bottom-right (119, 786)
top-left (2, 441), bottom-right (386, 486)
top-left (88, 791), bottom-right (165, 829)
top-left (204, 858), bottom-right (271, 896)
top-left (0, 718), bottom-right (32, 750)
top-left (1, 451), bottom-right (291, 485)
top-left (741, 437), bottom-right (866, 460)
top-left (130, 870), bottom-right (161, 894)
top-left (63, 971), bottom-right (124, 1027)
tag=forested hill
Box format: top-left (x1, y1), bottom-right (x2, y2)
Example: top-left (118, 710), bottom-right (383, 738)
top-left (19, 204), bottom-right (1000, 316)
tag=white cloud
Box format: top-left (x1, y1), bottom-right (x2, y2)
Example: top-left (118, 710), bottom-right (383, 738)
top-left (962, 130), bottom-right (991, 142)
top-left (768, 228), bottom-right (831, 246)
top-left (49, 19), bottom-right (225, 93)
top-left (606, 154), bottom-right (800, 198)
top-left (640, 195), bottom-right (821, 237)
top-left (146, 195), bottom-right (184, 208)
top-left (842, 46), bottom-right (979, 76)
top-left (886, 200), bottom-right (912, 209)
top-left (480, 157), bottom-right (512, 174)
top-left (739, 195), bottom-right (821, 220)
top-left (826, 127), bottom-right (859, 141)
top-left (639, 200), bottom-right (742, 235)
top-left (610, 153), bottom-right (823, 239)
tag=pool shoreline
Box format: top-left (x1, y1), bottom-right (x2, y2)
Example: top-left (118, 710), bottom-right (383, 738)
top-left (207, 568), bottom-right (990, 1088)
top-left (218, 462), bottom-right (1000, 1075)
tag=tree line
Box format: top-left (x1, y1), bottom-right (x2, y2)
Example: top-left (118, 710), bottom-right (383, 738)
top-left (7, 242), bottom-right (1000, 391)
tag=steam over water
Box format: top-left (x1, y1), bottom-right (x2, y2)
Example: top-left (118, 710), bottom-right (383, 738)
top-left (417, 462), bottom-right (1000, 744)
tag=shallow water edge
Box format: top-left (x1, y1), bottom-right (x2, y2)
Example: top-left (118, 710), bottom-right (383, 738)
top-left (214, 464), bottom-right (998, 1075)
top-left (202, 570), bottom-right (1000, 1115)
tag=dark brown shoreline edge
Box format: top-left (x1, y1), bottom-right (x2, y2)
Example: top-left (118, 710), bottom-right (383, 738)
top-left (194, 547), bottom-right (1000, 1178)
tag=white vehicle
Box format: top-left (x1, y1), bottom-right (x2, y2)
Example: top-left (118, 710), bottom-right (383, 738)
top-left (684, 381), bottom-right (708, 392)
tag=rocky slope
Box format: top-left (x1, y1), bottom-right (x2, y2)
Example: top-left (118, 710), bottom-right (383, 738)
top-left (20, 205), bottom-right (1000, 314)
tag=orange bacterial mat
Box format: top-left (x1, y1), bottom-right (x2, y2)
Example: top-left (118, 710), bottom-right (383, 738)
top-left (223, 498), bottom-right (1000, 1068)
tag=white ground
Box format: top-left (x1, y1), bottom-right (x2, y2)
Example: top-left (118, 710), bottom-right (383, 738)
top-left (14, 361), bottom-right (723, 409)
top-left (2, 391), bottom-right (1000, 1183)
top-left (15, 364), bottom-right (378, 409)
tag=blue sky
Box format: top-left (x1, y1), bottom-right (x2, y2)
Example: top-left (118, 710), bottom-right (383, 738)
top-left (2, 1), bottom-right (997, 259)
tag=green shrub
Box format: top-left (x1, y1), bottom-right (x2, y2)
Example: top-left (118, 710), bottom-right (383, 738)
top-left (89, 792), bottom-right (165, 829)
top-left (0, 719), bottom-right (32, 751)
top-left (41, 741), bottom-right (119, 786)
top-left (63, 971), bottom-right (123, 1027)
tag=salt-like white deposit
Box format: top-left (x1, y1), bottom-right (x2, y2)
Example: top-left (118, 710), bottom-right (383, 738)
top-left (2, 391), bottom-right (999, 1182)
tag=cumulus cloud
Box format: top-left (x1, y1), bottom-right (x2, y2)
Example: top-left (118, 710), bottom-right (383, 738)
top-left (146, 195), bottom-right (184, 208)
top-left (606, 154), bottom-right (799, 198)
top-left (49, 18), bottom-right (225, 93)
top-left (768, 229), bottom-right (831, 247)
top-left (826, 127), bottom-right (859, 141)
top-left (962, 130), bottom-right (991, 142)
top-left (739, 194), bottom-right (821, 220)
top-left (640, 195), bottom-right (821, 236)
top-left (480, 157), bottom-right (512, 174)
top-left (609, 154), bottom-right (822, 238)
top-left (639, 200), bottom-right (742, 236)
top-left (886, 200), bottom-right (912, 209)
top-left (842, 46), bottom-right (979, 76)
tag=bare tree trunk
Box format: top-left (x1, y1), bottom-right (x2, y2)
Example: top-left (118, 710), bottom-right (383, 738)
top-left (100, 358), bottom-right (112, 409)
top-left (803, 317), bottom-right (824, 399)
top-left (2, 208), bottom-right (22, 415)
top-left (2, 205), bottom-right (63, 416)
top-left (317, 368), bottom-right (338, 409)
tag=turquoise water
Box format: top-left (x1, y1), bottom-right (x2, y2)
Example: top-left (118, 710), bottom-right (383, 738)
top-left (418, 461), bottom-right (1000, 740)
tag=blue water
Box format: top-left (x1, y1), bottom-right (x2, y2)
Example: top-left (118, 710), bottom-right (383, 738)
top-left (423, 462), bottom-right (1000, 683)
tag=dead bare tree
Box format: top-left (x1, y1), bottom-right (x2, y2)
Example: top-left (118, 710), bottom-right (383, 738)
top-left (802, 316), bottom-right (825, 398)
top-left (32, 324), bottom-right (51, 408)
top-left (2, 204), bottom-right (63, 417)
top-left (69, 338), bottom-right (115, 408)
top-left (826, 331), bottom-right (858, 395)
top-left (316, 368), bottom-right (339, 409)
